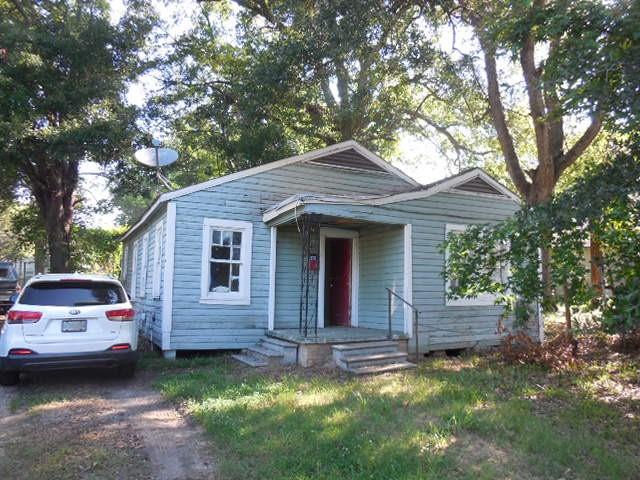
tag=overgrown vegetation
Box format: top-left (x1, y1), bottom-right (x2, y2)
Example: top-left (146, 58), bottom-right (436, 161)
top-left (153, 348), bottom-right (640, 480)
top-left (443, 141), bottom-right (640, 335)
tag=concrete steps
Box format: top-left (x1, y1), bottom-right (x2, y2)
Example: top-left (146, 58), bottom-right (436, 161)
top-left (232, 336), bottom-right (298, 367)
top-left (332, 340), bottom-right (416, 375)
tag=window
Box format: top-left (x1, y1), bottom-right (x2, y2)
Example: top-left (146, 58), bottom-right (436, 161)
top-left (445, 223), bottom-right (507, 306)
top-left (130, 240), bottom-right (139, 298)
top-left (152, 222), bottom-right (163, 299)
top-left (20, 281), bottom-right (126, 306)
top-left (139, 232), bottom-right (149, 298)
top-left (200, 218), bottom-right (252, 305)
top-left (121, 245), bottom-right (129, 283)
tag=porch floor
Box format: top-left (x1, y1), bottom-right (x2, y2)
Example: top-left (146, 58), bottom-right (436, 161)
top-left (267, 327), bottom-right (407, 345)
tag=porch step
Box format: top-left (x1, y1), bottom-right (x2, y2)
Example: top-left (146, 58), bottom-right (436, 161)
top-left (347, 361), bottom-right (417, 375)
top-left (231, 353), bottom-right (267, 367)
top-left (247, 345), bottom-right (283, 358)
top-left (332, 341), bottom-right (399, 358)
top-left (332, 340), bottom-right (416, 374)
top-left (232, 336), bottom-right (298, 367)
top-left (340, 351), bottom-right (409, 369)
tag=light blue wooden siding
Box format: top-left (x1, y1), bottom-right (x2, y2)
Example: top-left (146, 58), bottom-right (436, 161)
top-left (301, 192), bottom-right (521, 349)
top-left (274, 226), bottom-right (303, 329)
top-left (171, 163), bottom-right (411, 350)
top-left (358, 225), bottom-right (404, 331)
top-left (122, 208), bottom-right (167, 347)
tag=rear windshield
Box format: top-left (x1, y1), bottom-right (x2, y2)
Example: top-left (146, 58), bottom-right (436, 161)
top-left (0, 266), bottom-right (17, 280)
top-left (19, 281), bottom-right (126, 306)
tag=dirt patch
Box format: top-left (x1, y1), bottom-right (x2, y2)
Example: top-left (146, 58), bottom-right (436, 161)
top-left (0, 370), bottom-right (216, 480)
top-left (450, 432), bottom-right (543, 480)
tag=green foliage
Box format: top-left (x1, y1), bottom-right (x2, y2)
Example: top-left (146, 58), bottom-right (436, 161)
top-left (70, 226), bottom-right (125, 275)
top-left (0, 0), bottom-right (156, 271)
top-left (153, 356), bottom-right (640, 479)
top-left (443, 140), bottom-right (640, 331)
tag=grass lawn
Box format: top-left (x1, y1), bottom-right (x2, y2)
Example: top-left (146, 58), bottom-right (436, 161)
top-left (150, 350), bottom-right (640, 480)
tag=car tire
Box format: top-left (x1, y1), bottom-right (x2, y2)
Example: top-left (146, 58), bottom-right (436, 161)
top-left (118, 364), bottom-right (136, 379)
top-left (0, 371), bottom-right (19, 386)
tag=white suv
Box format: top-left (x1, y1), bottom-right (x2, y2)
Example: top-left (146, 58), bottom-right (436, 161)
top-left (0, 274), bottom-right (138, 386)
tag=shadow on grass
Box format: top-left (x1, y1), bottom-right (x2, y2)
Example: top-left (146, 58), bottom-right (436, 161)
top-left (155, 355), bottom-right (640, 480)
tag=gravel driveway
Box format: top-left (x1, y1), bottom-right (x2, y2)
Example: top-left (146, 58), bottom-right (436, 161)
top-left (0, 369), bottom-right (217, 480)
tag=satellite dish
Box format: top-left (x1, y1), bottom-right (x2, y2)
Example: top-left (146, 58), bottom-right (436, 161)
top-left (134, 147), bottom-right (179, 167)
top-left (133, 139), bottom-right (179, 190)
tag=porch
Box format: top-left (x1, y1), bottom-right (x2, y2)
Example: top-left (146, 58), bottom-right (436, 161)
top-left (267, 326), bottom-right (408, 344)
top-left (264, 194), bottom-right (414, 340)
top-left (264, 327), bottom-right (410, 368)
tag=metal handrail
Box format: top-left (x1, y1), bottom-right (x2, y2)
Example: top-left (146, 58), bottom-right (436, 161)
top-left (386, 288), bottom-right (420, 363)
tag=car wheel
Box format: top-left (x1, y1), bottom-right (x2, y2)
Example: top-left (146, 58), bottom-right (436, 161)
top-left (0, 371), bottom-right (19, 386)
top-left (118, 364), bottom-right (136, 379)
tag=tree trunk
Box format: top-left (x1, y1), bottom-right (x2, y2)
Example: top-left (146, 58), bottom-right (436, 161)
top-left (33, 236), bottom-right (47, 275)
top-left (30, 167), bottom-right (77, 273)
top-left (563, 282), bottom-right (572, 331)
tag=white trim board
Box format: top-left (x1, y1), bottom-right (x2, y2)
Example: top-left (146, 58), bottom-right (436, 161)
top-left (403, 224), bottom-right (413, 336)
top-left (122, 140), bottom-right (419, 240)
top-left (317, 228), bottom-right (359, 329)
top-left (268, 227), bottom-right (277, 331)
top-left (161, 202), bottom-right (176, 351)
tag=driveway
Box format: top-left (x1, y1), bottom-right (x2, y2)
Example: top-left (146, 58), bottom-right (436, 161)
top-left (0, 369), bottom-right (217, 479)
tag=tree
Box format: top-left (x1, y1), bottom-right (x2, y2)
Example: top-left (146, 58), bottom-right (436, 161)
top-left (0, 0), bottom-right (155, 272)
top-left (444, 140), bottom-right (639, 333)
top-left (433, 0), bottom-right (638, 298)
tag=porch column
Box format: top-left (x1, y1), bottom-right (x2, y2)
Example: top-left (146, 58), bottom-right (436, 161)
top-left (403, 223), bottom-right (413, 336)
top-left (268, 226), bottom-right (277, 330)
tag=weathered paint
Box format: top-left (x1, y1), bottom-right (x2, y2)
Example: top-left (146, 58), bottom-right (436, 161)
top-left (121, 207), bottom-right (167, 347)
top-left (170, 163), bottom-right (411, 350)
top-left (125, 155), bottom-right (523, 352)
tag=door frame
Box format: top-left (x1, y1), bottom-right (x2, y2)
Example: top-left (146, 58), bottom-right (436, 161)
top-left (318, 227), bottom-right (359, 328)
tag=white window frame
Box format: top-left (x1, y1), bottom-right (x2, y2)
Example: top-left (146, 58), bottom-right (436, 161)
top-left (445, 223), bottom-right (502, 307)
top-left (152, 222), bottom-right (163, 299)
top-left (139, 232), bottom-right (149, 298)
top-left (121, 245), bottom-right (129, 283)
top-left (130, 240), bottom-right (139, 299)
top-left (200, 218), bottom-right (253, 305)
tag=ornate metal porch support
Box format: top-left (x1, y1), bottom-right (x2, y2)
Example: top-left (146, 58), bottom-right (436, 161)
top-left (298, 214), bottom-right (321, 337)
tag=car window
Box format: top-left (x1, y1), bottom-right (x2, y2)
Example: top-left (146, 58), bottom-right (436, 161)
top-left (19, 281), bottom-right (126, 306)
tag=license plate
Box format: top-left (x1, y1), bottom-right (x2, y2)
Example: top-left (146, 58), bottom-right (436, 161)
top-left (61, 319), bottom-right (87, 332)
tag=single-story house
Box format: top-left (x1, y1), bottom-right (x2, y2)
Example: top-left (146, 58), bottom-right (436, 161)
top-left (121, 140), bottom-right (540, 366)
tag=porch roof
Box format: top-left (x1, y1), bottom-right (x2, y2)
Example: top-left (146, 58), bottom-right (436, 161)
top-left (262, 193), bottom-right (402, 226)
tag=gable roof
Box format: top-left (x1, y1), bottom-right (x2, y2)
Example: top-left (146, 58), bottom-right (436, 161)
top-left (262, 168), bottom-right (521, 223)
top-left (379, 167), bottom-right (521, 204)
top-left (121, 140), bottom-right (419, 240)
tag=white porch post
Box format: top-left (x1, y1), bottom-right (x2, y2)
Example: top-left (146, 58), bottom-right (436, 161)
top-left (403, 224), bottom-right (413, 336)
top-left (268, 226), bottom-right (277, 330)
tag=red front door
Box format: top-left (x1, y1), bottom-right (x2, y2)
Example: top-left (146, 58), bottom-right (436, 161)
top-left (325, 238), bottom-right (352, 327)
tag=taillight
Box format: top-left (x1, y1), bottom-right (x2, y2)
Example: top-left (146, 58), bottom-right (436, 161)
top-left (9, 348), bottom-right (35, 355)
top-left (7, 310), bottom-right (42, 324)
top-left (105, 308), bottom-right (135, 321)
top-left (109, 343), bottom-right (131, 351)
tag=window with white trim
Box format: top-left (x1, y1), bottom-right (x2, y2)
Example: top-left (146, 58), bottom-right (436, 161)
top-left (445, 223), bottom-right (507, 306)
top-left (130, 240), bottom-right (139, 298)
top-left (200, 218), bottom-right (252, 305)
top-left (139, 232), bottom-right (149, 298)
top-left (152, 222), bottom-right (163, 299)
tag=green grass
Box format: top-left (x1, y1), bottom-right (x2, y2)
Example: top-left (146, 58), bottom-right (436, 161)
top-left (154, 355), bottom-right (640, 480)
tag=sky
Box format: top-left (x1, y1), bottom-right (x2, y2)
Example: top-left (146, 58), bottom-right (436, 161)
top-left (84, 1), bottom-right (452, 228)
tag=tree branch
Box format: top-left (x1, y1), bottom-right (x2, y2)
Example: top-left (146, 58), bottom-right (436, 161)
top-left (555, 116), bottom-right (602, 179)
top-left (476, 31), bottom-right (530, 197)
